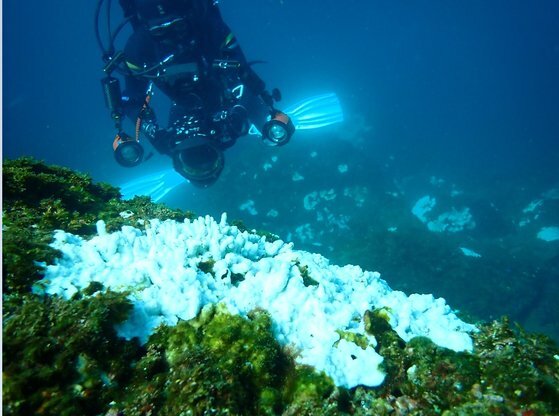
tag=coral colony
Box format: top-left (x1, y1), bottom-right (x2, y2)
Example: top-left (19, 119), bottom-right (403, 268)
top-left (412, 195), bottom-right (475, 234)
top-left (35, 213), bottom-right (476, 388)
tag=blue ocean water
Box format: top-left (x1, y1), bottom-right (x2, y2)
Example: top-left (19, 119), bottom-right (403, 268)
top-left (4, 1), bottom-right (559, 339)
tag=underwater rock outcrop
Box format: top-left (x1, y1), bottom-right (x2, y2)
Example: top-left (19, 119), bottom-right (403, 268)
top-left (3, 158), bottom-right (559, 415)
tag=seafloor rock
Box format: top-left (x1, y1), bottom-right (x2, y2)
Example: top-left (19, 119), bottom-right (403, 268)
top-left (3, 158), bottom-right (559, 416)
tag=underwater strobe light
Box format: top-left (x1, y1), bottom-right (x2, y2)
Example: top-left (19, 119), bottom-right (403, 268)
top-left (113, 132), bottom-right (144, 167)
top-left (261, 111), bottom-right (295, 146)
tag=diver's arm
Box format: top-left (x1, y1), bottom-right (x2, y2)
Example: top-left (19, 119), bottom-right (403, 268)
top-left (203, 1), bottom-right (294, 145)
top-left (121, 75), bottom-right (171, 154)
top-left (120, 31), bottom-right (160, 135)
top-left (121, 76), bottom-right (152, 122)
top-left (204, 1), bottom-right (267, 96)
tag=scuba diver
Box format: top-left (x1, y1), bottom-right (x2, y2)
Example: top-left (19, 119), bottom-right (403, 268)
top-left (98, 0), bottom-right (295, 187)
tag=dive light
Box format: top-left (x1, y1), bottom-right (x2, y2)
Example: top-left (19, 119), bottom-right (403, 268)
top-left (261, 111), bottom-right (295, 146)
top-left (113, 132), bottom-right (144, 167)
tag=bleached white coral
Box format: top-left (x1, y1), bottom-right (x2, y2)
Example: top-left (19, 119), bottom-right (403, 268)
top-left (36, 213), bottom-right (477, 388)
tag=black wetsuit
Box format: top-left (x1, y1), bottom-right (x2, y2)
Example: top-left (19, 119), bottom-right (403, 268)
top-left (121, 0), bottom-right (271, 153)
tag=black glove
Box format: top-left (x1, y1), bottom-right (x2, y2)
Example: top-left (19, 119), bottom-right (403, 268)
top-left (150, 128), bottom-right (173, 154)
top-left (141, 117), bottom-right (175, 154)
top-left (141, 121), bottom-right (158, 140)
top-left (260, 88), bottom-right (282, 108)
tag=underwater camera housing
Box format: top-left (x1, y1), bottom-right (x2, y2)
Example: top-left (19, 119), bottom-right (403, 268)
top-left (172, 143), bottom-right (224, 188)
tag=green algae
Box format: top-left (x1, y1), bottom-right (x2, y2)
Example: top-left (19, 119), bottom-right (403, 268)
top-left (472, 318), bottom-right (559, 413)
top-left (2, 290), bottom-right (139, 416)
top-left (112, 305), bottom-right (338, 416)
top-left (197, 258), bottom-right (216, 275)
top-left (98, 194), bottom-right (195, 234)
top-left (359, 311), bottom-right (559, 415)
top-left (2, 157), bottom-right (119, 213)
top-left (196, 259), bottom-right (246, 286)
top-left (281, 365), bottom-right (339, 415)
top-left (297, 262), bottom-right (320, 287)
top-left (335, 329), bottom-right (370, 350)
top-left (2, 157), bottom-right (118, 295)
top-left (3, 158), bottom-right (559, 415)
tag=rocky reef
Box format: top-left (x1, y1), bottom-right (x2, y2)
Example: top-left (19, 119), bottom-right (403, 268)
top-left (3, 158), bottom-right (559, 415)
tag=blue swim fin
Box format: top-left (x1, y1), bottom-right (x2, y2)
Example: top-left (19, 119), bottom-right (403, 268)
top-left (284, 92), bottom-right (344, 130)
top-left (119, 168), bottom-right (185, 202)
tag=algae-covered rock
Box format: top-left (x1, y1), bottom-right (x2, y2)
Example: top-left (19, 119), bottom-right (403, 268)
top-left (3, 158), bottom-right (559, 415)
top-left (359, 310), bottom-right (559, 415)
top-left (3, 157), bottom-right (120, 212)
top-left (472, 318), bottom-right (559, 413)
top-left (2, 289), bottom-right (139, 416)
top-left (129, 306), bottom-right (287, 414)
top-left (113, 305), bottom-right (341, 415)
top-left (2, 157), bottom-right (191, 295)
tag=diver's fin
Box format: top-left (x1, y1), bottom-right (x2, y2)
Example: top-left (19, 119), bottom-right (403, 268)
top-left (119, 168), bottom-right (185, 202)
top-left (284, 92), bottom-right (344, 130)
